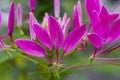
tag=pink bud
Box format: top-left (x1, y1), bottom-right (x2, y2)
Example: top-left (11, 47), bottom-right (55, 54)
top-left (54, 0), bottom-right (60, 17)
top-left (17, 3), bottom-right (22, 27)
top-left (8, 1), bottom-right (15, 36)
top-left (29, 0), bottom-right (36, 12)
top-left (0, 9), bottom-right (2, 28)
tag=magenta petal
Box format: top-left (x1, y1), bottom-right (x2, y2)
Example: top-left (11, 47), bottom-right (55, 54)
top-left (15, 39), bottom-right (46, 57)
top-left (85, 0), bottom-right (102, 18)
top-left (17, 3), bottom-right (22, 27)
top-left (100, 6), bottom-right (110, 38)
top-left (106, 19), bottom-right (120, 43)
top-left (33, 24), bottom-right (52, 51)
top-left (0, 9), bottom-right (2, 28)
top-left (72, 5), bottom-right (80, 28)
top-left (63, 24), bottom-right (86, 53)
top-left (88, 33), bottom-right (103, 48)
top-left (29, 0), bottom-right (36, 12)
top-left (8, 1), bottom-right (15, 36)
top-left (48, 16), bottom-right (64, 49)
top-left (54, 0), bottom-right (60, 17)
top-left (91, 10), bottom-right (100, 29)
top-left (110, 13), bottom-right (119, 22)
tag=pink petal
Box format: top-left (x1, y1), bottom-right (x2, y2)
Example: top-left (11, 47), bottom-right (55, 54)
top-left (63, 24), bottom-right (86, 53)
top-left (54, 0), bottom-right (60, 17)
top-left (99, 6), bottom-right (110, 38)
top-left (62, 13), bottom-right (67, 28)
top-left (15, 39), bottom-right (46, 57)
top-left (29, 12), bottom-right (38, 40)
top-left (8, 1), bottom-right (15, 36)
top-left (29, 0), bottom-right (36, 12)
top-left (0, 9), bottom-right (2, 28)
top-left (48, 16), bottom-right (64, 49)
top-left (33, 24), bottom-right (52, 51)
top-left (88, 33), bottom-right (103, 48)
top-left (72, 5), bottom-right (79, 28)
top-left (63, 18), bottom-right (70, 36)
top-left (106, 19), bottom-right (120, 43)
top-left (91, 10), bottom-right (100, 29)
top-left (72, 0), bottom-right (82, 29)
top-left (17, 3), bottom-right (22, 27)
top-left (85, 0), bottom-right (102, 19)
top-left (110, 13), bottom-right (119, 22)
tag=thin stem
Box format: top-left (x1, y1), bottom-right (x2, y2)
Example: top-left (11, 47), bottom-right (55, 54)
top-left (45, 55), bottom-right (53, 64)
top-left (95, 45), bottom-right (120, 57)
top-left (60, 62), bottom-right (120, 74)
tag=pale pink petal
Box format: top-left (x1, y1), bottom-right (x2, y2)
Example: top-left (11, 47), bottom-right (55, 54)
top-left (63, 18), bottom-right (70, 36)
top-left (54, 0), bottom-right (60, 17)
top-left (17, 3), bottom-right (22, 27)
top-left (29, 12), bottom-right (38, 40)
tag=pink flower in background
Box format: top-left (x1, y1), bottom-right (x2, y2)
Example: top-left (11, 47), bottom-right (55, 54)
top-left (85, 0), bottom-right (120, 60)
top-left (29, 0), bottom-right (36, 12)
top-left (17, 3), bottom-right (22, 27)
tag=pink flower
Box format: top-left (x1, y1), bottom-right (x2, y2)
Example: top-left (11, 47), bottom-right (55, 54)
top-left (15, 16), bottom-right (86, 60)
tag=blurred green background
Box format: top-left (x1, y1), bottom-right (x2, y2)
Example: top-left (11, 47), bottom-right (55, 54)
top-left (0, 0), bottom-right (120, 80)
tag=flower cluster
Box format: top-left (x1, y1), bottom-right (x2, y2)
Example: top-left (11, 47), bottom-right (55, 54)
top-left (0, 0), bottom-right (120, 68)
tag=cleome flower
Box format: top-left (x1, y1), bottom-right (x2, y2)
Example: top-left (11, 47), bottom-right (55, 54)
top-left (85, 0), bottom-right (120, 61)
top-left (15, 16), bottom-right (86, 64)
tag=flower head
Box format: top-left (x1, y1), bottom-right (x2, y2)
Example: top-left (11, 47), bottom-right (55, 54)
top-left (16, 16), bottom-right (86, 63)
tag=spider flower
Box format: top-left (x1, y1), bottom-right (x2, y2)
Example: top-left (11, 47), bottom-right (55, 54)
top-left (29, 0), bottom-right (36, 12)
top-left (17, 3), bottom-right (22, 27)
top-left (72, 0), bottom-right (82, 28)
top-left (88, 6), bottom-right (120, 48)
top-left (15, 16), bottom-right (86, 61)
top-left (8, 1), bottom-right (15, 36)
